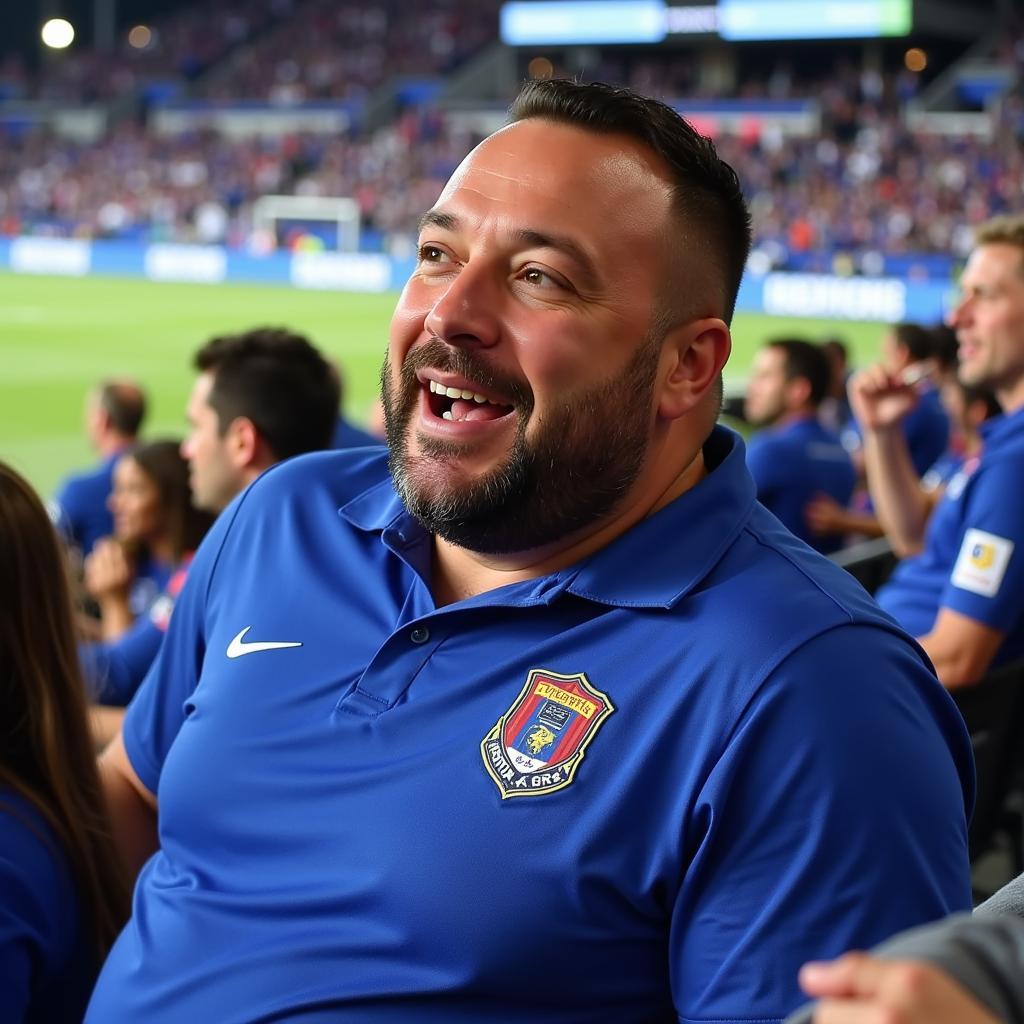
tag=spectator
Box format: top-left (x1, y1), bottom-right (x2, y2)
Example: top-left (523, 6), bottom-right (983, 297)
top-left (0, 460), bottom-right (130, 1021)
top-left (744, 338), bottom-right (856, 553)
top-left (857, 215), bottom-right (1024, 687)
top-left (920, 378), bottom-right (1002, 501)
top-left (50, 378), bottom-right (146, 559)
top-left (83, 330), bottom-right (338, 716)
top-left (183, 326), bottom-right (339, 513)
top-left (848, 322), bottom-right (950, 479)
top-left (88, 80), bottom-right (972, 1024)
top-left (83, 440), bottom-right (212, 642)
top-left (81, 440), bottom-right (213, 712)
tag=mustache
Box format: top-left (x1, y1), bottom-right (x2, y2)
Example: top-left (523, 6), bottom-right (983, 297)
top-left (398, 338), bottom-right (534, 411)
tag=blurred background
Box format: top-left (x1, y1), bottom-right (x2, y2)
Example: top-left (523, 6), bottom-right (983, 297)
top-left (1, 0), bottom-right (1021, 494)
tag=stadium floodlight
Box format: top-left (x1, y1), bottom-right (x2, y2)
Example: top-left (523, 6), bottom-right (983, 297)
top-left (252, 196), bottom-right (361, 254)
top-left (41, 18), bottom-right (76, 49)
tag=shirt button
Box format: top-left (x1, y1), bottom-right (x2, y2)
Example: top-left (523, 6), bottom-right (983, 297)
top-left (409, 626), bottom-right (430, 644)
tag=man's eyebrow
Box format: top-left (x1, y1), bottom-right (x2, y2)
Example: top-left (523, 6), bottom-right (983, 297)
top-left (416, 213), bottom-right (601, 288)
top-left (417, 210), bottom-right (458, 234)
top-left (512, 229), bottom-right (600, 287)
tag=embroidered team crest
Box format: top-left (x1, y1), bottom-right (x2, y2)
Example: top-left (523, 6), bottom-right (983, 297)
top-left (481, 669), bottom-right (614, 799)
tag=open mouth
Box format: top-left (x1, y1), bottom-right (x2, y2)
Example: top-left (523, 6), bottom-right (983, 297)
top-left (425, 378), bottom-right (515, 424)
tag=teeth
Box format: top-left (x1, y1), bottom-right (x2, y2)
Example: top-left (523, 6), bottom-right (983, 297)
top-left (442, 411), bottom-right (453, 420)
top-left (428, 379), bottom-right (494, 405)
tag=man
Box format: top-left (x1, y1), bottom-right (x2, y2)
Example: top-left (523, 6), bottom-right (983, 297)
top-left (744, 338), bottom-right (856, 553)
top-left (83, 328), bottom-right (338, 718)
top-left (50, 378), bottom-right (146, 557)
top-left (847, 322), bottom-right (951, 480)
top-left (90, 81), bottom-right (972, 1023)
top-left (855, 216), bottom-right (1024, 687)
top-left (182, 326), bottom-right (340, 513)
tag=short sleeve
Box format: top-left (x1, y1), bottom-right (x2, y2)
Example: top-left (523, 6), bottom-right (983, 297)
top-left (122, 492), bottom-right (244, 795)
top-left (670, 624), bottom-right (973, 1023)
top-left (940, 456), bottom-right (1024, 632)
top-left (82, 617), bottom-right (164, 707)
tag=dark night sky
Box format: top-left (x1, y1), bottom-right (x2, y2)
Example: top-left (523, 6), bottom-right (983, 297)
top-left (1, 0), bottom-right (196, 60)
top-left (1, 0), bottom-right (1005, 63)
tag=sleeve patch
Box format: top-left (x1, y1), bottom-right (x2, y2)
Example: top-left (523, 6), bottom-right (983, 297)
top-left (950, 529), bottom-right (1015, 598)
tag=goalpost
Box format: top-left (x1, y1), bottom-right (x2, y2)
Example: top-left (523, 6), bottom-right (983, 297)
top-left (252, 195), bottom-right (361, 252)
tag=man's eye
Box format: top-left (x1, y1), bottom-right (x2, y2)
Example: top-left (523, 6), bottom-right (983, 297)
top-left (521, 267), bottom-right (562, 288)
top-left (418, 245), bottom-right (449, 263)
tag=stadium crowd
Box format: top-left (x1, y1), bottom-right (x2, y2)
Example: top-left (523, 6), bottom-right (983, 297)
top-left (0, 112), bottom-right (473, 248)
top-left (199, 0), bottom-right (500, 104)
top-left (0, 0), bottom-right (499, 104)
top-left (3, 92), bottom-right (1022, 263)
top-left (2, 10), bottom-right (1022, 268)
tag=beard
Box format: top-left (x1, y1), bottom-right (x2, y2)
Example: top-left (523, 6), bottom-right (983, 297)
top-left (381, 333), bottom-right (662, 555)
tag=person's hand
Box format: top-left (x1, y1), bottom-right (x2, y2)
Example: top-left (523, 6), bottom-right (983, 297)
top-left (847, 364), bottom-right (919, 432)
top-left (805, 493), bottom-right (846, 536)
top-left (83, 538), bottom-right (133, 600)
top-left (799, 952), bottom-right (1000, 1024)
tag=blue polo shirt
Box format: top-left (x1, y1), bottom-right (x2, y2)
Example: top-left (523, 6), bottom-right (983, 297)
top-left (0, 789), bottom-right (94, 1023)
top-left (878, 406), bottom-right (1024, 666)
top-left (847, 385), bottom-right (951, 479)
top-left (50, 452), bottom-right (122, 556)
top-left (82, 558), bottom-right (194, 706)
top-left (332, 414), bottom-right (382, 450)
top-left (88, 428), bottom-right (972, 1024)
top-left (746, 416), bottom-right (856, 553)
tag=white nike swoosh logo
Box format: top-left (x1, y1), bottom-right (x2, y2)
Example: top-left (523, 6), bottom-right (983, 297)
top-left (226, 626), bottom-right (303, 659)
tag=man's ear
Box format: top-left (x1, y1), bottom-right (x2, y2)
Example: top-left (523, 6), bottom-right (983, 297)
top-left (225, 416), bottom-right (260, 470)
top-left (657, 318), bottom-right (732, 421)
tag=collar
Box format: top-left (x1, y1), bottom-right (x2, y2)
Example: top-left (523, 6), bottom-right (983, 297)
top-left (769, 413), bottom-right (820, 437)
top-left (978, 404), bottom-right (1024, 449)
top-left (338, 426), bottom-right (756, 611)
top-left (562, 426), bottom-right (755, 608)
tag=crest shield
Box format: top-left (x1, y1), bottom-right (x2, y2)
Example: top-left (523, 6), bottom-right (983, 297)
top-left (481, 669), bottom-right (615, 799)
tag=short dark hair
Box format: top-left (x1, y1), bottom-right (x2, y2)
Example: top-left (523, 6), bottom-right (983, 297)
top-left (193, 328), bottom-right (339, 461)
top-left (960, 384), bottom-right (1002, 421)
top-left (508, 79), bottom-right (751, 323)
top-left (891, 323), bottom-right (934, 364)
top-left (766, 338), bottom-right (831, 408)
top-left (820, 337), bottom-right (849, 367)
top-left (98, 381), bottom-right (146, 436)
top-left (928, 324), bottom-right (960, 372)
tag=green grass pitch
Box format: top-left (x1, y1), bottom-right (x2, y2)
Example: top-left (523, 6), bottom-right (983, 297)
top-left (0, 272), bottom-right (889, 499)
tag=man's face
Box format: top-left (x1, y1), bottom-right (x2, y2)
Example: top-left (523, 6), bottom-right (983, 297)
top-left (744, 346), bottom-right (789, 427)
top-left (382, 118), bottom-right (679, 554)
top-left (950, 243), bottom-right (1024, 398)
top-left (181, 371), bottom-right (243, 514)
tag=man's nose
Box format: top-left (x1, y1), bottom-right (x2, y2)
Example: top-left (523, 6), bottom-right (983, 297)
top-left (423, 263), bottom-right (502, 349)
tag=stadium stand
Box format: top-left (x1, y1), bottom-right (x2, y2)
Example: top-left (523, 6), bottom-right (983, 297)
top-left (2, 7), bottom-right (1021, 266)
